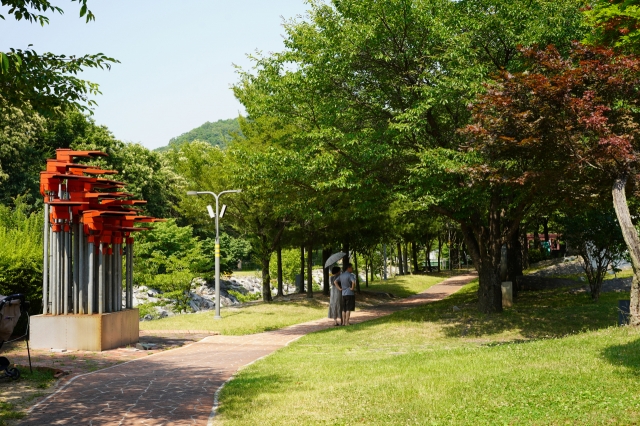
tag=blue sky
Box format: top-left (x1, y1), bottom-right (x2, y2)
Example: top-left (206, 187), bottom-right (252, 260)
top-left (3, 0), bottom-right (309, 149)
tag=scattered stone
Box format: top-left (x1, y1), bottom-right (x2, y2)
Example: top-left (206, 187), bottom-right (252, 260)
top-left (50, 348), bottom-right (67, 353)
top-left (452, 306), bottom-right (461, 312)
top-left (135, 342), bottom-right (157, 351)
top-left (134, 275), bottom-right (294, 319)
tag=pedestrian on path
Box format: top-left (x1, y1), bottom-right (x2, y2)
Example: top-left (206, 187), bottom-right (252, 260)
top-left (340, 263), bottom-right (356, 326)
top-left (328, 266), bottom-right (343, 326)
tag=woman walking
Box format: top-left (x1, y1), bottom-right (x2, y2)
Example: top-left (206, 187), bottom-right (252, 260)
top-left (328, 266), bottom-right (343, 326)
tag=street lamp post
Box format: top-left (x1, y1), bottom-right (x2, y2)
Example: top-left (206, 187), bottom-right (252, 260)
top-left (187, 189), bottom-right (241, 319)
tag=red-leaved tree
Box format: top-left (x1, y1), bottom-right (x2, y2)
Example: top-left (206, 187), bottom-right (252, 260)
top-left (464, 43), bottom-right (640, 322)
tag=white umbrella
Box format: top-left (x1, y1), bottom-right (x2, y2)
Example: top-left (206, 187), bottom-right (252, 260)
top-left (324, 251), bottom-right (346, 268)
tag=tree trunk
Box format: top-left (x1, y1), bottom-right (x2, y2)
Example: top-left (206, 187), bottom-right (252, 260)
top-left (542, 217), bottom-right (550, 242)
top-left (354, 251), bottom-right (361, 293)
top-left (476, 260), bottom-right (502, 313)
top-left (299, 246), bottom-right (305, 293)
top-left (397, 243), bottom-right (404, 275)
top-left (437, 237), bottom-right (442, 273)
top-left (521, 228), bottom-right (529, 270)
top-left (365, 258), bottom-right (369, 288)
top-left (425, 237), bottom-right (433, 272)
top-left (276, 246), bottom-right (283, 297)
top-left (507, 225), bottom-right (523, 298)
top-left (412, 242), bottom-right (419, 273)
top-left (343, 240), bottom-right (350, 270)
top-left (260, 252), bottom-right (273, 303)
top-left (460, 202), bottom-right (504, 313)
top-left (307, 244), bottom-right (313, 299)
top-left (322, 247), bottom-right (330, 296)
top-left (403, 243), bottom-right (410, 274)
top-left (612, 174), bottom-right (640, 326)
top-left (533, 228), bottom-right (541, 251)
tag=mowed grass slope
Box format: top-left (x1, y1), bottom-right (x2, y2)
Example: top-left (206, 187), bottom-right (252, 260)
top-left (216, 283), bottom-right (640, 425)
top-left (140, 274), bottom-right (446, 335)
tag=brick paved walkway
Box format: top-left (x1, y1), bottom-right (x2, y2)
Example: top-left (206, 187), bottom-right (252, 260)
top-left (22, 273), bottom-right (476, 426)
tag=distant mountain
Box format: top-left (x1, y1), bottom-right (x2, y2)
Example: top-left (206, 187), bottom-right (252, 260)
top-left (156, 118), bottom-right (242, 152)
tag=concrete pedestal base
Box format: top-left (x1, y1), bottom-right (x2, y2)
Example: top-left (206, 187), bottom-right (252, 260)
top-left (30, 309), bottom-right (139, 351)
top-left (501, 281), bottom-right (513, 308)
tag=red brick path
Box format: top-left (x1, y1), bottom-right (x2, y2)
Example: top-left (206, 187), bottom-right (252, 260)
top-left (22, 273), bottom-right (476, 425)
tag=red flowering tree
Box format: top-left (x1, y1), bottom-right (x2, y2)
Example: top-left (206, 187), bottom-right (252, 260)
top-left (464, 43), bottom-right (640, 322)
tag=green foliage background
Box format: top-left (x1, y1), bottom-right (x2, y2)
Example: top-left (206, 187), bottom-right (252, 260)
top-left (160, 118), bottom-right (242, 152)
top-left (0, 198), bottom-right (43, 314)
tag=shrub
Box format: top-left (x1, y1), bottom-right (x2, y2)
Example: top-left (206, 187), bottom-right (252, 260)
top-left (0, 200), bottom-right (43, 314)
top-left (527, 248), bottom-right (547, 265)
top-left (228, 289), bottom-right (260, 303)
top-left (269, 249), bottom-right (301, 284)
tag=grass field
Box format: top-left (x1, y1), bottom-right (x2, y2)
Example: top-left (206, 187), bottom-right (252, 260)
top-left (360, 272), bottom-right (460, 298)
top-left (139, 273), bottom-right (447, 335)
top-left (0, 367), bottom-right (55, 425)
top-left (216, 282), bottom-right (640, 425)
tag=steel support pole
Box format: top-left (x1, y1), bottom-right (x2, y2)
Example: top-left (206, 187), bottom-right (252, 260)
top-left (118, 244), bottom-right (127, 310)
top-left (111, 248), bottom-right (116, 312)
top-left (48, 225), bottom-right (53, 314)
top-left (84, 234), bottom-right (89, 313)
top-left (62, 227), bottom-right (69, 315)
top-left (98, 244), bottom-right (104, 315)
top-left (115, 244), bottom-right (121, 311)
top-left (59, 230), bottom-right (64, 313)
top-left (51, 231), bottom-right (58, 316)
top-left (112, 245), bottom-right (117, 311)
top-left (42, 204), bottom-right (50, 314)
top-left (73, 221), bottom-right (79, 314)
top-left (214, 195), bottom-right (221, 319)
top-left (106, 251), bottom-right (112, 313)
top-left (88, 241), bottom-right (95, 315)
top-left (78, 227), bottom-right (84, 315)
top-left (126, 243), bottom-right (133, 309)
top-left (125, 245), bottom-right (129, 309)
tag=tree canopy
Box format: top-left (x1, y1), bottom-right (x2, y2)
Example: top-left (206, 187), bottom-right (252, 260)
top-left (1, 0), bottom-right (117, 116)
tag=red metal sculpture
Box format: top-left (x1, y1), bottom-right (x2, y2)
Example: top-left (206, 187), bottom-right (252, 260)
top-left (40, 149), bottom-right (164, 316)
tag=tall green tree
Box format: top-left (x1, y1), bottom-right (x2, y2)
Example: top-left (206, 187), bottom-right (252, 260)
top-left (1, 0), bottom-right (117, 116)
top-left (234, 0), bottom-right (586, 312)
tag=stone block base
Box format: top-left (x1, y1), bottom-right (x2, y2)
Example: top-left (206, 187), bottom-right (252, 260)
top-left (30, 309), bottom-right (139, 351)
top-left (501, 281), bottom-right (513, 308)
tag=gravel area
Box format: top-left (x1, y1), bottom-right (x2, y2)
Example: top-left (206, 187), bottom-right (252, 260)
top-left (528, 256), bottom-right (633, 294)
top-left (528, 257), bottom-right (586, 277)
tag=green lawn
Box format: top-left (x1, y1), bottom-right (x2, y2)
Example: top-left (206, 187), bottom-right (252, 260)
top-left (216, 282), bottom-right (640, 425)
top-left (139, 274), bottom-right (446, 335)
top-left (0, 366), bottom-right (56, 425)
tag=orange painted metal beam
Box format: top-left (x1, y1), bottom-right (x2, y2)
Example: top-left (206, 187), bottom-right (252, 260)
top-left (40, 149), bottom-right (162, 243)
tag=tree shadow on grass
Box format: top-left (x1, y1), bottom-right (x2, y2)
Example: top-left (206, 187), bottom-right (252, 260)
top-left (218, 373), bottom-right (292, 418)
top-left (602, 337), bottom-right (640, 372)
top-left (343, 282), bottom-right (622, 342)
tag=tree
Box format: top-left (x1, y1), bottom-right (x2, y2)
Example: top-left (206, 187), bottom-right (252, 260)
top-left (558, 208), bottom-right (626, 300)
top-left (1, 0), bottom-right (117, 116)
top-left (461, 43), bottom-right (640, 320)
top-left (585, 0), bottom-right (640, 54)
top-left (233, 0), bottom-right (587, 313)
top-left (0, 95), bottom-right (45, 208)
